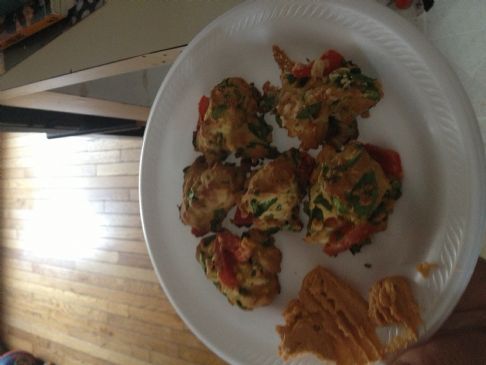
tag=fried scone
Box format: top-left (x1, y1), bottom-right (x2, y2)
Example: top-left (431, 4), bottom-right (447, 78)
top-left (235, 149), bottom-right (315, 232)
top-left (277, 266), bottom-right (383, 364)
top-left (193, 77), bottom-right (277, 162)
top-left (262, 45), bottom-right (383, 150)
top-left (196, 229), bottom-right (282, 310)
top-left (180, 156), bottom-right (246, 237)
top-left (306, 142), bottom-right (403, 256)
top-left (369, 276), bottom-right (422, 352)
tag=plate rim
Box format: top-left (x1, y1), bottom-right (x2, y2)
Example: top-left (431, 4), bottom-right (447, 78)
top-left (139, 0), bottom-right (486, 363)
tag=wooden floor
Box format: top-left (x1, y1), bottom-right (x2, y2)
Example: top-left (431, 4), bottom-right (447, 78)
top-left (0, 132), bottom-right (226, 365)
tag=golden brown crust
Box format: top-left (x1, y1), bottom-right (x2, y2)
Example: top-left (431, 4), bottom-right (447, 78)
top-left (266, 46), bottom-right (382, 150)
top-left (272, 45), bottom-right (295, 73)
top-left (180, 156), bottom-right (246, 236)
top-left (194, 77), bottom-right (275, 162)
top-left (196, 229), bottom-right (282, 310)
top-left (238, 150), bottom-right (307, 232)
top-left (306, 142), bottom-right (398, 254)
top-left (416, 262), bottom-right (439, 278)
top-left (369, 276), bottom-right (422, 334)
top-left (277, 266), bottom-right (383, 364)
top-left (368, 276), bottom-right (423, 352)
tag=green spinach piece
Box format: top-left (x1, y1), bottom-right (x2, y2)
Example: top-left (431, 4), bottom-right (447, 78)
top-left (364, 89), bottom-right (380, 101)
top-left (251, 197), bottom-right (277, 217)
top-left (310, 207), bottom-right (323, 221)
top-left (260, 94), bottom-right (277, 112)
top-left (332, 196), bottom-right (349, 215)
top-left (296, 102), bottom-right (322, 120)
top-left (211, 105), bottom-right (228, 119)
top-left (187, 188), bottom-right (197, 201)
top-left (286, 74), bottom-right (296, 84)
top-left (346, 171), bottom-right (378, 218)
top-left (210, 208), bottom-right (226, 231)
top-left (336, 151), bottom-right (362, 172)
top-left (263, 228), bottom-right (279, 237)
top-left (349, 238), bottom-right (371, 255)
top-left (303, 201), bottom-right (310, 215)
top-left (198, 252), bottom-right (207, 273)
top-left (201, 234), bottom-right (216, 247)
top-left (314, 194), bottom-right (332, 211)
top-left (238, 287), bottom-right (251, 296)
top-left (248, 118), bottom-right (273, 141)
top-left (296, 77), bottom-right (310, 87)
top-left (388, 180), bottom-right (402, 200)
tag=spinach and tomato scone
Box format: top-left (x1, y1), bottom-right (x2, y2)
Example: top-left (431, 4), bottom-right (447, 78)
top-left (180, 156), bottom-right (246, 237)
top-left (306, 142), bottom-right (402, 256)
top-left (263, 46), bottom-right (383, 150)
top-left (234, 149), bottom-right (315, 232)
top-left (193, 77), bottom-right (277, 162)
top-left (196, 229), bottom-right (282, 310)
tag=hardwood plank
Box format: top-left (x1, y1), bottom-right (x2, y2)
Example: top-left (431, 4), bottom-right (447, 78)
top-left (117, 251), bottom-right (153, 268)
top-left (2, 236), bottom-right (146, 256)
top-left (1, 208), bottom-right (32, 219)
top-left (0, 132), bottom-right (226, 365)
top-left (2, 333), bottom-right (34, 353)
top-left (1, 199), bottom-right (104, 212)
top-left (2, 175), bottom-right (139, 190)
top-left (0, 198), bottom-right (35, 209)
top-left (0, 133), bottom-right (45, 148)
top-left (1, 257), bottom-right (33, 272)
top-left (86, 237), bottom-right (148, 254)
top-left (2, 325), bottom-right (112, 365)
top-left (121, 148), bottom-right (142, 162)
top-left (3, 247), bottom-right (76, 270)
top-left (97, 213), bottom-right (142, 227)
top-left (105, 313), bottom-right (206, 352)
top-left (0, 188), bottom-right (130, 201)
top-left (104, 201), bottom-right (140, 214)
top-left (25, 265), bottom-right (159, 304)
top-left (2, 240), bottom-right (119, 264)
top-left (7, 325), bottom-right (117, 365)
top-left (4, 293), bottom-right (203, 354)
top-left (130, 188), bottom-right (140, 201)
top-left (5, 289), bottom-right (109, 324)
top-left (6, 285), bottom-right (183, 336)
top-left (3, 314), bottom-right (158, 365)
top-left (30, 259), bottom-right (160, 291)
top-left (25, 164), bottom-right (97, 177)
top-left (1, 150), bottom-right (122, 166)
top-left (97, 162), bottom-right (140, 176)
top-left (0, 228), bottom-right (17, 239)
top-left (0, 167), bottom-right (26, 178)
top-left (0, 135), bottom-right (141, 154)
top-left (75, 259), bottom-right (158, 283)
top-left (178, 346), bottom-right (228, 365)
top-left (2, 265), bottom-right (171, 313)
top-left (6, 300), bottom-right (188, 357)
top-left (99, 226), bottom-right (145, 240)
top-left (3, 276), bottom-right (129, 317)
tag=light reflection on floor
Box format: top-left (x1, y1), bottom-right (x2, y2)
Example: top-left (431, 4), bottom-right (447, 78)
top-left (6, 134), bottom-right (103, 261)
top-left (22, 192), bottom-right (101, 261)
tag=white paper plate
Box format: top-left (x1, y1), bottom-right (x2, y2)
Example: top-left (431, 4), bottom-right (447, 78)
top-left (140, 1), bottom-right (486, 364)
